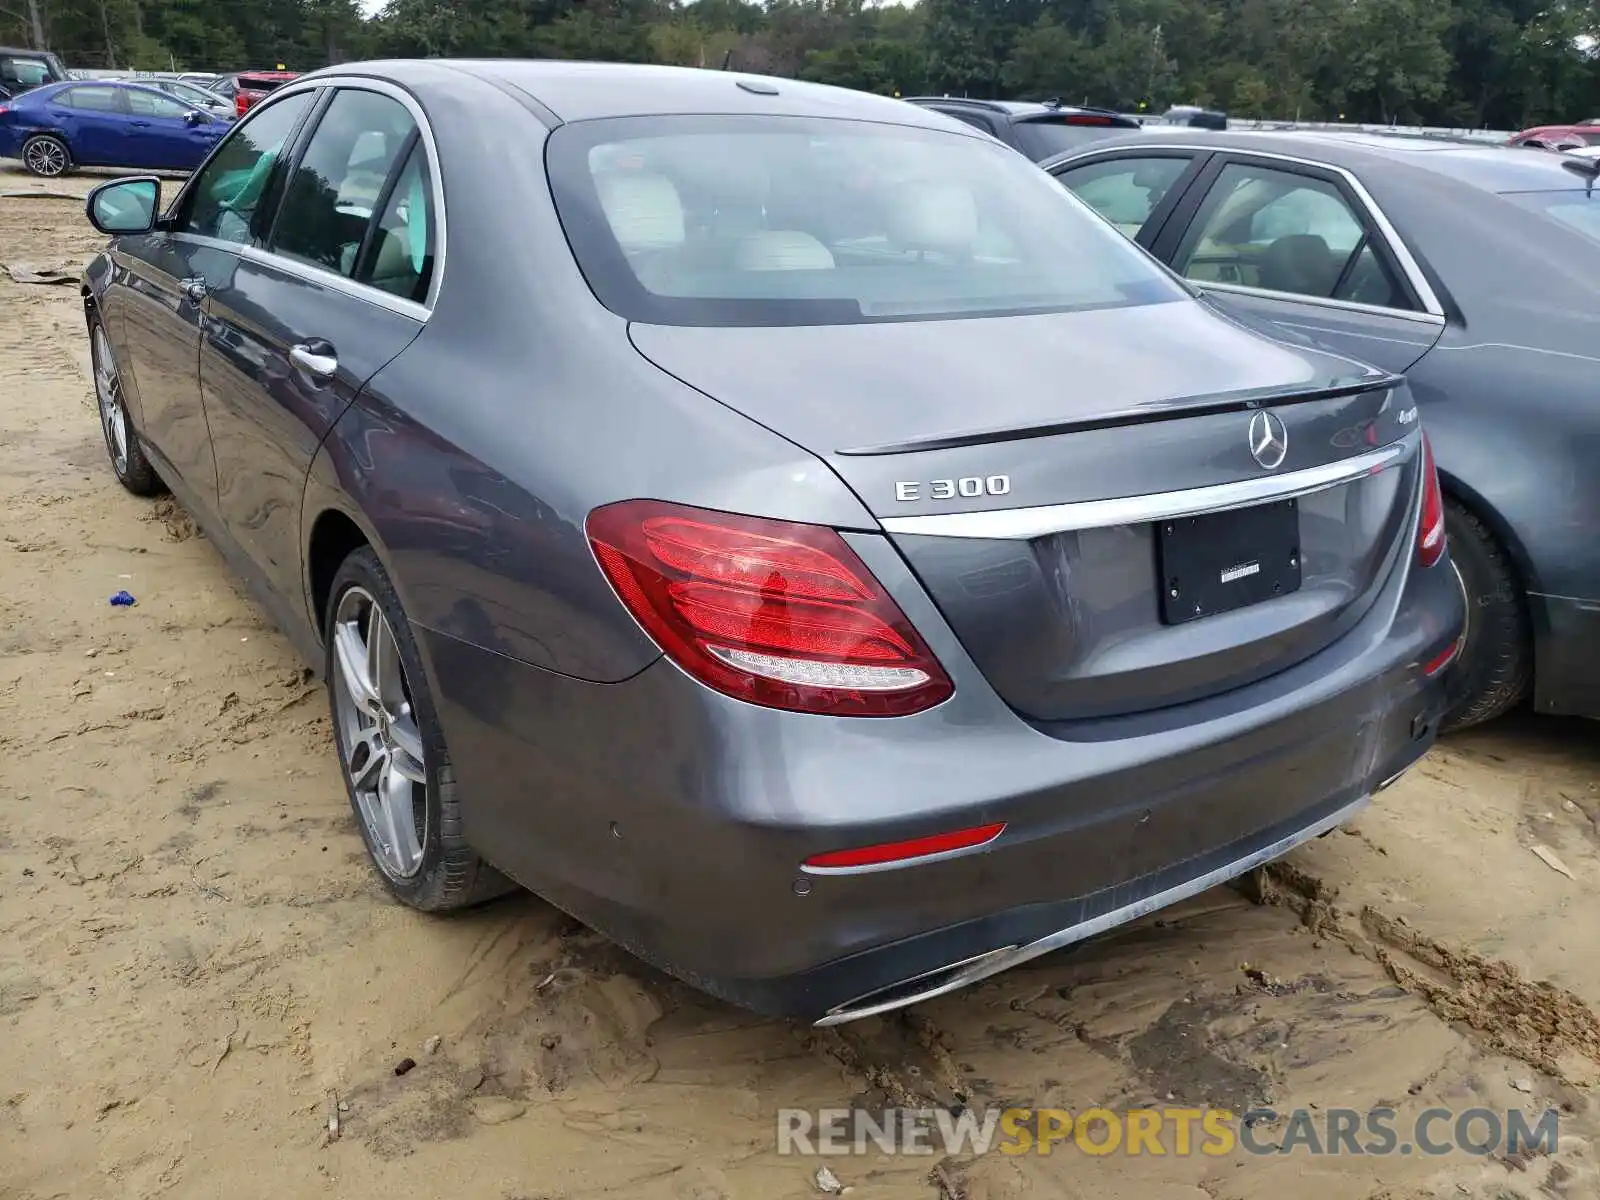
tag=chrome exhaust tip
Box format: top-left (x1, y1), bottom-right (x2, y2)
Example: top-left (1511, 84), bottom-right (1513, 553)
top-left (813, 945), bottom-right (1022, 1027)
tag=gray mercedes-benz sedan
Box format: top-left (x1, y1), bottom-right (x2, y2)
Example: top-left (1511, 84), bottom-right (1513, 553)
top-left (77, 60), bottom-right (1464, 1024)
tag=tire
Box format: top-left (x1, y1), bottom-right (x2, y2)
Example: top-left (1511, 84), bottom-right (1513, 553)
top-left (89, 313), bottom-right (164, 496)
top-left (1440, 499), bottom-right (1532, 732)
top-left (21, 134), bottom-right (70, 178)
top-left (324, 545), bottom-right (515, 911)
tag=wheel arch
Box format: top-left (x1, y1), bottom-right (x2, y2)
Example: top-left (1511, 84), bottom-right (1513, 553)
top-left (306, 506), bottom-right (374, 640)
top-left (1434, 467), bottom-right (1540, 599)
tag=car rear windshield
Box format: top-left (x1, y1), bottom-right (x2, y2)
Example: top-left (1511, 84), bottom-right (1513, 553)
top-left (1503, 189), bottom-right (1600, 245)
top-left (546, 114), bottom-right (1188, 327)
top-left (1011, 116), bottom-right (1135, 160)
top-left (239, 76), bottom-right (289, 93)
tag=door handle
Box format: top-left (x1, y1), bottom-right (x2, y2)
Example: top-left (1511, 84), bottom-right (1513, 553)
top-left (130, 120), bottom-right (150, 128)
top-left (289, 341), bottom-right (338, 379)
top-left (181, 276), bottom-right (206, 302)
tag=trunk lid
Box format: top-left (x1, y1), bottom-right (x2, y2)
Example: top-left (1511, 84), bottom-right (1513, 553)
top-left (628, 300), bottom-right (1422, 721)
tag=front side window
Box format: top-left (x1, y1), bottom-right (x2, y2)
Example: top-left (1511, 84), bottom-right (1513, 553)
top-left (548, 115), bottom-right (1188, 327)
top-left (1057, 156), bottom-right (1193, 239)
top-left (1176, 162), bottom-right (1405, 307)
top-left (60, 86), bottom-right (122, 112)
top-left (269, 89), bottom-right (417, 278)
top-left (126, 88), bottom-right (192, 119)
top-left (179, 90), bottom-right (315, 243)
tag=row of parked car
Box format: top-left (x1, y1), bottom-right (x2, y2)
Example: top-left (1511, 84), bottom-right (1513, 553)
top-left (0, 48), bottom-right (298, 176)
top-left (66, 61), bottom-right (1594, 1026)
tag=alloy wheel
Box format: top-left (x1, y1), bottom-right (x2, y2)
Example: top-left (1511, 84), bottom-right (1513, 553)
top-left (331, 586), bottom-right (429, 879)
top-left (92, 326), bottom-right (129, 475)
top-left (24, 139), bottom-right (66, 177)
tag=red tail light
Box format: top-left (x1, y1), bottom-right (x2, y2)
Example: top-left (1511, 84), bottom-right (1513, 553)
top-left (1417, 432), bottom-right (1446, 568)
top-left (587, 499), bottom-right (954, 716)
top-left (235, 92), bottom-right (250, 118)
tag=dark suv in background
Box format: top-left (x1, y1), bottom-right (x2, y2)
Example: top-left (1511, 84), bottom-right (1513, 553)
top-left (904, 96), bottom-right (1143, 161)
top-left (0, 48), bottom-right (67, 100)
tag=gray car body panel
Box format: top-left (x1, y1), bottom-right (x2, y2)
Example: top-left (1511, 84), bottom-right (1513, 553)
top-left (83, 63), bottom-right (1463, 1021)
top-left (1046, 130), bottom-right (1600, 719)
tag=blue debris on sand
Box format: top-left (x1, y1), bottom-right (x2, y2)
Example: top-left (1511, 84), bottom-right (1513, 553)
top-left (109, 590), bottom-right (137, 607)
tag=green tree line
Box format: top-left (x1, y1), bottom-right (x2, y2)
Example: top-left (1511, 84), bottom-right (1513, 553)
top-left (6, 0), bottom-right (1598, 130)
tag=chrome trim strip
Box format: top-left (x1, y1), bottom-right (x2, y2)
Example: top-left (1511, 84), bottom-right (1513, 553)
top-left (1058, 142), bottom-right (1445, 318)
top-left (164, 75), bottom-right (446, 318)
top-left (1199, 279), bottom-right (1445, 326)
top-left (879, 438), bottom-right (1409, 541)
top-left (814, 793), bottom-right (1371, 1026)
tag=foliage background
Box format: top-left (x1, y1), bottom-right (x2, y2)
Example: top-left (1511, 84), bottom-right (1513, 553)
top-left (5, 0), bottom-right (1598, 129)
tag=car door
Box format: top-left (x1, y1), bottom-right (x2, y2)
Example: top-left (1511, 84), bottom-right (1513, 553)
top-left (111, 88), bottom-right (319, 507)
top-left (1050, 149), bottom-right (1213, 246)
top-left (122, 87), bottom-right (226, 170)
top-left (48, 84), bottom-right (128, 165)
top-left (1148, 153), bottom-right (1445, 374)
top-left (198, 84), bottom-right (431, 604)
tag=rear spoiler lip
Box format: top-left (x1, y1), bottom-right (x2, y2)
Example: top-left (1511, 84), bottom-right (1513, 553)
top-left (835, 373), bottom-right (1405, 457)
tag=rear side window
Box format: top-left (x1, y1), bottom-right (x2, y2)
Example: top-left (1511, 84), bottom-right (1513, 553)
top-left (1175, 162), bottom-right (1407, 308)
top-left (60, 86), bottom-right (122, 112)
top-left (548, 114), bottom-right (1188, 328)
top-left (355, 142), bottom-right (435, 303)
top-left (269, 89), bottom-right (417, 278)
top-left (179, 90), bottom-right (315, 243)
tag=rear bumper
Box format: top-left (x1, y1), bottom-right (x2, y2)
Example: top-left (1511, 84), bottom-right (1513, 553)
top-left (422, 534), bottom-right (1463, 1022)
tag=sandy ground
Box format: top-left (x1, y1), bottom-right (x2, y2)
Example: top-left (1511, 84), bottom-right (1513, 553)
top-left (3, 165), bottom-right (1600, 1200)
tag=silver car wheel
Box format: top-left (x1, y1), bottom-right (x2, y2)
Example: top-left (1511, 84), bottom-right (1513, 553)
top-left (24, 137), bottom-right (67, 177)
top-left (331, 586), bottom-right (428, 879)
top-left (92, 325), bottom-right (129, 475)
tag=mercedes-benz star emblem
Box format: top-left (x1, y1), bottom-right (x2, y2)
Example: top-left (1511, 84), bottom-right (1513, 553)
top-left (1248, 410), bottom-right (1288, 471)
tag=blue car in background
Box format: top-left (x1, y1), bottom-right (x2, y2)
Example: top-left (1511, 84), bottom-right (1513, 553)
top-left (0, 80), bottom-right (228, 177)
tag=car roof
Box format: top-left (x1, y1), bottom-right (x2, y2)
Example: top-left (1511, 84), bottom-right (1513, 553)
top-left (904, 95), bottom-right (1132, 121)
top-left (1051, 127), bottom-right (1592, 193)
top-left (309, 60), bottom-right (975, 130)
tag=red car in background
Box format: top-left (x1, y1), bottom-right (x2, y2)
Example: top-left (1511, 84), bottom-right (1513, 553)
top-left (207, 70), bottom-right (299, 118)
top-left (1507, 120), bottom-right (1600, 150)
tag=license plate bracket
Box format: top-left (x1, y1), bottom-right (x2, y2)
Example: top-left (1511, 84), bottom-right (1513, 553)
top-left (1158, 499), bottom-right (1302, 625)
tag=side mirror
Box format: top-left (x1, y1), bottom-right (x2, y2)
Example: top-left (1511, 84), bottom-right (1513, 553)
top-left (86, 177), bottom-right (161, 235)
top-left (184, 109), bottom-right (207, 126)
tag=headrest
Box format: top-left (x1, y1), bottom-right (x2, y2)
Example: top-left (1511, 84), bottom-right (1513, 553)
top-left (733, 231), bottom-right (835, 271)
top-left (886, 182), bottom-right (979, 254)
top-left (596, 173), bottom-right (684, 251)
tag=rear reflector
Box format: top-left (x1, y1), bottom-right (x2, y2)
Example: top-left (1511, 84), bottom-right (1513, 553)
top-left (1423, 642), bottom-right (1459, 677)
top-left (587, 499), bottom-right (954, 717)
top-left (1417, 432), bottom-right (1446, 568)
top-left (803, 822), bottom-right (1006, 871)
